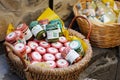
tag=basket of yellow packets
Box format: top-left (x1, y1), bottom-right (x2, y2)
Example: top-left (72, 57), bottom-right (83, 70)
top-left (73, 0), bottom-right (120, 48)
top-left (4, 8), bottom-right (92, 80)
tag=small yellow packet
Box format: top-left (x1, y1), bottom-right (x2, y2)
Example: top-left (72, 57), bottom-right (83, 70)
top-left (6, 23), bottom-right (14, 35)
top-left (102, 0), bottom-right (114, 7)
top-left (37, 7), bottom-right (88, 52)
top-left (37, 7), bottom-right (64, 26)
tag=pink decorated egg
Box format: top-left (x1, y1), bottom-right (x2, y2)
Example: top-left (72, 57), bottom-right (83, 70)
top-left (28, 41), bottom-right (38, 50)
top-left (35, 46), bottom-right (46, 55)
top-left (31, 51), bottom-right (42, 61)
top-left (59, 47), bottom-right (66, 53)
top-left (46, 61), bottom-right (56, 68)
top-left (64, 41), bottom-right (70, 47)
top-left (47, 47), bottom-right (58, 54)
top-left (43, 53), bottom-right (55, 61)
top-left (14, 43), bottom-right (26, 56)
top-left (26, 45), bottom-right (32, 54)
top-left (51, 42), bottom-right (63, 49)
top-left (39, 41), bottom-right (50, 48)
top-left (59, 36), bottom-right (67, 43)
top-left (5, 32), bottom-right (17, 44)
top-left (55, 53), bottom-right (63, 60)
top-left (56, 59), bottom-right (69, 68)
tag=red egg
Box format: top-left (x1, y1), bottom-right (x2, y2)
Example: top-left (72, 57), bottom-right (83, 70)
top-left (46, 61), bottom-right (56, 68)
top-left (31, 51), bottom-right (42, 61)
top-left (64, 41), bottom-right (70, 47)
top-left (28, 41), bottom-right (38, 50)
top-left (55, 53), bottom-right (63, 60)
top-left (51, 42), bottom-right (63, 49)
top-left (56, 59), bottom-right (69, 68)
top-left (26, 45), bottom-right (32, 54)
top-left (47, 47), bottom-right (58, 54)
top-left (35, 46), bottom-right (46, 55)
top-left (14, 43), bottom-right (26, 56)
top-left (39, 41), bottom-right (50, 48)
top-left (59, 36), bottom-right (67, 43)
top-left (43, 53), bottom-right (55, 61)
top-left (59, 47), bottom-right (66, 53)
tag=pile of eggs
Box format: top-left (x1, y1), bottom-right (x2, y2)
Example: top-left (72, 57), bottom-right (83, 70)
top-left (13, 36), bottom-right (70, 68)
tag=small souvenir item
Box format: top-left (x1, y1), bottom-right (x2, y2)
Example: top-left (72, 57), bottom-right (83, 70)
top-left (55, 53), bottom-right (63, 60)
top-left (26, 46), bottom-right (32, 61)
top-left (29, 21), bottom-right (39, 30)
top-left (76, 2), bottom-right (82, 10)
top-left (97, 8), bottom-right (111, 23)
top-left (50, 19), bottom-right (63, 36)
top-left (61, 46), bottom-right (82, 64)
top-left (39, 41), bottom-right (50, 48)
top-left (39, 19), bottom-right (49, 30)
top-left (47, 47), bottom-right (58, 54)
top-left (46, 23), bottom-right (59, 42)
top-left (64, 41), bottom-right (70, 47)
top-left (15, 30), bottom-right (26, 44)
top-left (28, 41), bottom-right (38, 50)
top-left (105, 2), bottom-right (117, 23)
top-left (16, 23), bottom-right (33, 41)
top-left (46, 61), bottom-right (56, 68)
top-left (14, 43), bottom-right (26, 56)
top-left (31, 51), bottom-right (42, 61)
top-left (59, 47), bottom-right (66, 53)
top-left (56, 59), bottom-right (69, 68)
top-left (76, 3), bottom-right (83, 15)
top-left (5, 32), bottom-right (17, 44)
top-left (43, 53), bottom-right (55, 61)
top-left (30, 21), bottom-right (46, 40)
top-left (26, 45), bottom-right (32, 54)
top-left (51, 42), bottom-right (63, 49)
top-left (82, 2), bottom-right (91, 15)
top-left (86, 7), bottom-right (96, 18)
top-left (35, 46), bottom-right (46, 55)
top-left (69, 40), bottom-right (84, 54)
top-left (59, 36), bottom-right (67, 43)
top-left (39, 19), bottom-right (49, 25)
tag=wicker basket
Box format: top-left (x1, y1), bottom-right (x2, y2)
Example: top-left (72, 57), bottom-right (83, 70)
top-left (73, 0), bottom-right (120, 48)
top-left (4, 25), bottom-right (92, 80)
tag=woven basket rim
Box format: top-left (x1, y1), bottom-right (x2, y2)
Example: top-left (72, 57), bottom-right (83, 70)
top-left (5, 29), bottom-right (92, 75)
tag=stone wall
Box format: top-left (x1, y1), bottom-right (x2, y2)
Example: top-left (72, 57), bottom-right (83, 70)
top-left (0, 0), bottom-right (77, 41)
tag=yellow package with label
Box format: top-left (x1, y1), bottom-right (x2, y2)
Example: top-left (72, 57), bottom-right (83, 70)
top-left (6, 23), bottom-right (14, 35)
top-left (37, 7), bottom-right (88, 52)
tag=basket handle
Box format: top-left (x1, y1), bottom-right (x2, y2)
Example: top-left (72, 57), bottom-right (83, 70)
top-left (4, 41), bottom-right (27, 69)
top-left (68, 16), bottom-right (92, 39)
